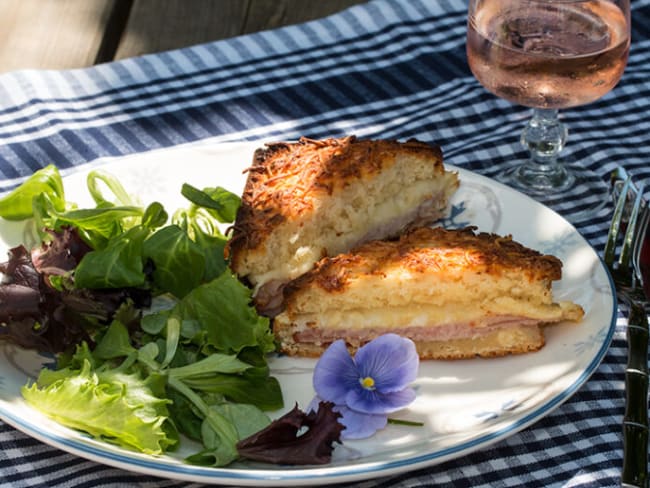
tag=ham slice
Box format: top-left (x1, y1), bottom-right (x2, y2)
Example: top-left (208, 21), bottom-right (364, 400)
top-left (292, 316), bottom-right (544, 347)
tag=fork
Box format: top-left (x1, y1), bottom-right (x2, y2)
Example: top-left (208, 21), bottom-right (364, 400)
top-left (604, 171), bottom-right (649, 488)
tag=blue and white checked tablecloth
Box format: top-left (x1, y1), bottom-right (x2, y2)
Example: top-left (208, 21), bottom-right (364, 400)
top-left (1, 0), bottom-right (649, 486)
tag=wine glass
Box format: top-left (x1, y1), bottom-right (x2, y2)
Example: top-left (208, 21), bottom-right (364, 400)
top-left (466, 0), bottom-right (630, 220)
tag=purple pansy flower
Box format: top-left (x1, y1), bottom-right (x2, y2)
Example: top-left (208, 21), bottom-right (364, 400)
top-left (310, 334), bottom-right (419, 439)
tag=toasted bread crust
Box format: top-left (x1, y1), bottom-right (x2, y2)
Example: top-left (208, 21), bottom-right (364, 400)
top-left (282, 226), bottom-right (563, 311)
top-left (228, 136), bottom-right (445, 261)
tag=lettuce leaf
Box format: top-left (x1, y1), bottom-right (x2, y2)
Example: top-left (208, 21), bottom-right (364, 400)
top-left (73, 226), bottom-right (149, 289)
top-left (0, 164), bottom-right (65, 221)
top-left (236, 402), bottom-right (343, 465)
top-left (143, 225), bottom-right (205, 298)
top-left (176, 271), bottom-right (275, 355)
top-left (180, 184), bottom-right (240, 223)
top-left (186, 403), bottom-right (270, 467)
top-left (86, 170), bottom-right (140, 208)
top-left (173, 208), bottom-right (228, 283)
top-left (21, 358), bottom-right (178, 454)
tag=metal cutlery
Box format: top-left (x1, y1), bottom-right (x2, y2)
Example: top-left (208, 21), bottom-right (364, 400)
top-left (604, 169), bottom-right (649, 488)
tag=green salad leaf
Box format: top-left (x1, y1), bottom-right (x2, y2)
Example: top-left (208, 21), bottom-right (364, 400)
top-left (173, 208), bottom-right (229, 283)
top-left (181, 184), bottom-right (240, 223)
top-left (74, 225), bottom-right (149, 289)
top-left (92, 320), bottom-right (137, 360)
top-left (187, 403), bottom-right (270, 467)
top-left (143, 225), bottom-right (205, 298)
top-left (0, 164), bottom-right (65, 221)
top-left (31, 191), bottom-right (143, 249)
top-left (175, 272), bottom-right (275, 355)
top-left (87, 170), bottom-right (140, 208)
top-left (181, 371), bottom-right (283, 411)
top-left (22, 356), bottom-right (178, 455)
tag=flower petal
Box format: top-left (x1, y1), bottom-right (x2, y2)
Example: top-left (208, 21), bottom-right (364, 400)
top-left (346, 385), bottom-right (416, 414)
top-left (306, 395), bottom-right (322, 414)
top-left (333, 405), bottom-right (387, 440)
top-left (307, 399), bottom-right (387, 440)
top-left (313, 340), bottom-right (359, 404)
top-left (354, 334), bottom-right (418, 393)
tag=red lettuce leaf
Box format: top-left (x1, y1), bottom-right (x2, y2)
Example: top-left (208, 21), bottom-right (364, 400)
top-left (31, 226), bottom-right (92, 277)
top-left (0, 245), bottom-right (40, 288)
top-left (236, 402), bottom-right (343, 465)
top-left (0, 228), bottom-right (150, 353)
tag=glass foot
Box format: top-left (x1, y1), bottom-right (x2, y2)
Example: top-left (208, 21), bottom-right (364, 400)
top-left (498, 163), bottom-right (609, 223)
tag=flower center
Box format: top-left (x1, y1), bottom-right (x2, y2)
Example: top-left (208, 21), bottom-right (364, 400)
top-left (360, 376), bottom-right (376, 390)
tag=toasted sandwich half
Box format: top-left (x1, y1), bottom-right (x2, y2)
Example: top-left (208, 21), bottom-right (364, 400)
top-left (227, 136), bottom-right (459, 316)
top-left (274, 226), bottom-right (584, 359)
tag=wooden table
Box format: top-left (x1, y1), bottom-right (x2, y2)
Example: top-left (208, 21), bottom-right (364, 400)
top-left (0, 0), bottom-right (366, 73)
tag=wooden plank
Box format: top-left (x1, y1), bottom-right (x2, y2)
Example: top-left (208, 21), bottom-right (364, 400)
top-left (114, 0), bottom-right (366, 60)
top-left (0, 0), bottom-right (116, 72)
top-left (114, 0), bottom-right (249, 60)
top-left (242, 0), bottom-right (367, 34)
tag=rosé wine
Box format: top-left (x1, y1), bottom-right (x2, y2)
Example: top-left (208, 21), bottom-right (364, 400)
top-left (467, 0), bottom-right (630, 109)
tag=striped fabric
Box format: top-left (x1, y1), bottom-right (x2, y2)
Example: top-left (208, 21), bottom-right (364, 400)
top-left (0, 0), bottom-right (648, 486)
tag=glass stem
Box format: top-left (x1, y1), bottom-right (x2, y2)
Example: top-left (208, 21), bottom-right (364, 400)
top-left (518, 108), bottom-right (573, 191)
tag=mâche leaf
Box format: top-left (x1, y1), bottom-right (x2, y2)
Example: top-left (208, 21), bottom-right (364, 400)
top-left (181, 184), bottom-right (240, 223)
top-left (181, 372), bottom-right (283, 411)
top-left (74, 226), bottom-right (149, 289)
top-left (86, 170), bottom-right (139, 208)
top-left (168, 353), bottom-right (253, 378)
top-left (0, 164), bottom-right (65, 221)
top-left (31, 193), bottom-right (144, 249)
top-left (143, 225), bottom-right (205, 298)
top-left (141, 202), bottom-right (168, 230)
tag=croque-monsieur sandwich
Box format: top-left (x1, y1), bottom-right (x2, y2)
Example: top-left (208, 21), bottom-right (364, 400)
top-left (227, 136), bottom-right (459, 316)
top-left (274, 226), bottom-right (584, 359)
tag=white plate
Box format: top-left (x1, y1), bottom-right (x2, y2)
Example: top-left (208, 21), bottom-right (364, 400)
top-left (0, 141), bottom-right (616, 486)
